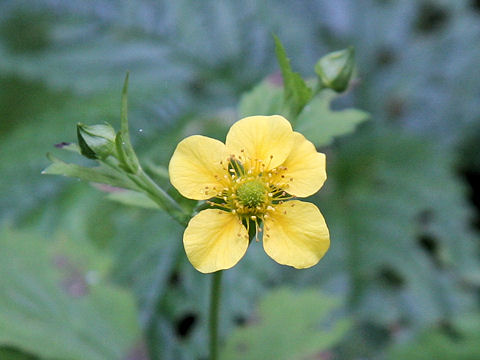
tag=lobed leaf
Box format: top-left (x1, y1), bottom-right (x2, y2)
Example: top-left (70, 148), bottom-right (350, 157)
top-left (296, 90), bottom-right (369, 147)
top-left (221, 288), bottom-right (351, 360)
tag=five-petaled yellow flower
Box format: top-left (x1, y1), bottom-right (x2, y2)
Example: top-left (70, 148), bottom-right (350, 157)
top-left (169, 115), bottom-right (330, 273)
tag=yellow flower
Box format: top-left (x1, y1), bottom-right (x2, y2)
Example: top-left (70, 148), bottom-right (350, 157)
top-left (169, 115), bottom-right (330, 273)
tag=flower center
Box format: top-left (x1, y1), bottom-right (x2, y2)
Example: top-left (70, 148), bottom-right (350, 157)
top-left (236, 179), bottom-right (267, 208)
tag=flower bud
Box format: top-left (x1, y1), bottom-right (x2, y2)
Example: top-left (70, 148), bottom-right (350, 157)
top-left (315, 47), bottom-right (355, 93)
top-left (77, 123), bottom-right (116, 159)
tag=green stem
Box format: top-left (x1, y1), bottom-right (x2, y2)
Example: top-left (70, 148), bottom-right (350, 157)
top-left (209, 271), bottom-right (223, 360)
top-left (133, 169), bottom-right (189, 226)
top-left (102, 157), bottom-right (189, 226)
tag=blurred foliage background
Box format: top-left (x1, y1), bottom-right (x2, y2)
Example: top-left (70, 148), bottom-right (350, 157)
top-left (1, 0), bottom-right (480, 359)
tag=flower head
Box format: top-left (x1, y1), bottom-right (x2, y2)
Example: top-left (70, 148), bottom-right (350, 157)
top-left (169, 115), bottom-right (330, 273)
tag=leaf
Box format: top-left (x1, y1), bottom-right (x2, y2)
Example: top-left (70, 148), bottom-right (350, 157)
top-left (221, 288), bottom-right (351, 360)
top-left (295, 90), bottom-right (369, 147)
top-left (116, 73), bottom-right (140, 174)
top-left (42, 153), bottom-right (140, 191)
top-left (274, 35), bottom-right (312, 117)
top-left (0, 348), bottom-right (39, 360)
top-left (107, 189), bottom-right (160, 209)
top-left (0, 226), bottom-right (141, 360)
top-left (387, 314), bottom-right (480, 360)
top-left (238, 80), bottom-right (289, 118)
top-left (317, 126), bottom-right (480, 326)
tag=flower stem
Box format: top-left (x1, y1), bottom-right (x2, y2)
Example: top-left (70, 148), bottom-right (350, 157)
top-left (209, 270), bottom-right (223, 360)
top-left (102, 157), bottom-right (190, 227)
top-left (133, 168), bottom-right (190, 226)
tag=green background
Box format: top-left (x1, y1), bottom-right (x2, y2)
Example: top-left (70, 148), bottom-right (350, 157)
top-left (1, 1), bottom-right (480, 359)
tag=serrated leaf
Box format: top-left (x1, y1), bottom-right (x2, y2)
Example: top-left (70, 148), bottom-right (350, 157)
top-left (221, 288), bottom-right (351, 360)
top-left (296, 90), bottom-right (369, 146)
top-left (0, 227), bottom-right (141, 360)
top-left (274, 36), bottom-right (312, 117)
top-left (42, 153), bottom-right (140, 191)
top-left (319, 127), bottom-right (480, 326)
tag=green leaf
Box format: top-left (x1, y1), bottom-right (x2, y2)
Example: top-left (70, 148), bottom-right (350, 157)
top-left (0, 348), bottom-right (39, 360)
top-left (42, 153), bottom-right (140, 191)
top-left (274, 35), bottom-right (312, 117)
top-left (115, 131), bottom-right (139, 174)
top-left (107, 189), bottom-right (160, 209)
top-left (295, 90), bottom-right (369, 147)
top-left (320, 126), bottom-right (480, 326)
top-left (0, 226), bottom-right (141, 360)
top-left (221, 288), bottom-right (351, 360)
top-left (238, 80), bottom-right (289, 118)
top-left (116, 73), bottom-right (140, 174)
top-left (387, 314), bottom-right (480, 360)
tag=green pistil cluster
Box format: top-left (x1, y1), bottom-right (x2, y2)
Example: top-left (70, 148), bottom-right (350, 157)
top-left (208, 156), bottom-right (294, 224)
top-left (236, 180), bottom-right (267, 208)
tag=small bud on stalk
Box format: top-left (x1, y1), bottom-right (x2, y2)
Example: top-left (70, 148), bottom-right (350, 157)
top-left (77, 123), bottom-right (116, 159)
top-left (315, 47), bottom-right (355, 93)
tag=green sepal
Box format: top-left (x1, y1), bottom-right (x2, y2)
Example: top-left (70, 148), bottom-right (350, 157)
top-left (77, 123), bottom-right (116, 159)
top-left (315, 47), bottom-right (355, 93)
top-left (273, 35), bottom-right (312, 118)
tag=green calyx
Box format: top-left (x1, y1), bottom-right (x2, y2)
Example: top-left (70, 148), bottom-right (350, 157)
top-left (237, 180), bottom-right (267, 208)
top-left (315, 46), bottom-right (355, 93)
top-left (77, 123), bottom-right (116, 159)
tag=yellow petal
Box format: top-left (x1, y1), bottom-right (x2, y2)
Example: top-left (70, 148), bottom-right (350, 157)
top-left (281, 132), bottom-right (327, 197)
top-left (263, 200), bottom-right (329, 269)
top-left (183, 209), bottom-right (249, 273)
top-left (169, 135), bottom-right (228, 200)
top-left (225, 115), bottom-right (294, 170)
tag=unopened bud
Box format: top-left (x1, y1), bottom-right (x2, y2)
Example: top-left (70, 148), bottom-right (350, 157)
top-left (77, 123), bottom-right (116, 159)
top-left (315, 47), bottom-right (355, 93)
